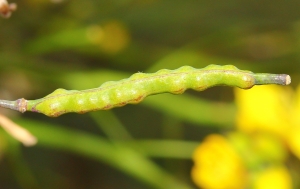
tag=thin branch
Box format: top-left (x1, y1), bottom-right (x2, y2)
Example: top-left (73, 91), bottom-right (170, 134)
top-left (0, 114), bottom-right (37, 146)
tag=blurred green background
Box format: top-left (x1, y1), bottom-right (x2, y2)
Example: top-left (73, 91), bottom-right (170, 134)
top-left (0, 0), bottom-right (299, 189)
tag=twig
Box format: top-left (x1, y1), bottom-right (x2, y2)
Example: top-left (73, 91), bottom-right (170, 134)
top-left (0, 114), bottom-right (37, 146)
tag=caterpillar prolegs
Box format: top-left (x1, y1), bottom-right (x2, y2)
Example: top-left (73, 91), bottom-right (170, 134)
top-left (0, 65), bottom-right (291, 117)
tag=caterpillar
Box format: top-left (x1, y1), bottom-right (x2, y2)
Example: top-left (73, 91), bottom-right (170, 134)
top-left (0, 65), bottom-right (291, 117)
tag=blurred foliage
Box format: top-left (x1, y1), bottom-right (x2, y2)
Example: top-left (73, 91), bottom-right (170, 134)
top-left (0, 0), bottom-right (300, 188)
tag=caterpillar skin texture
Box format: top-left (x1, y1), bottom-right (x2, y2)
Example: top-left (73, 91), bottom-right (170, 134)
top-left (1, 65), bottom-right (291, 117)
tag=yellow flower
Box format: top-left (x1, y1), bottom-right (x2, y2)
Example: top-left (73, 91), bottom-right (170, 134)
top-left (288, 86), bottom-right (300, 158)
top-left (234, 84), bottom-right (300, 160)
top-left (86, 21), bottom-right (130, 54)
top-left (191, 84), bottom-right (298, 189)
top-left (235, 85), bottom-right (292, 137)
top-left (191, 134), bottom-right (247, 189)
top-left (253, 166), bottom-right (292, 189)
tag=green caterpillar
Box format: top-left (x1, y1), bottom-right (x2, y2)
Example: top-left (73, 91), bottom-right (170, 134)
top-left (0, 65), bottom-right (291, 117)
